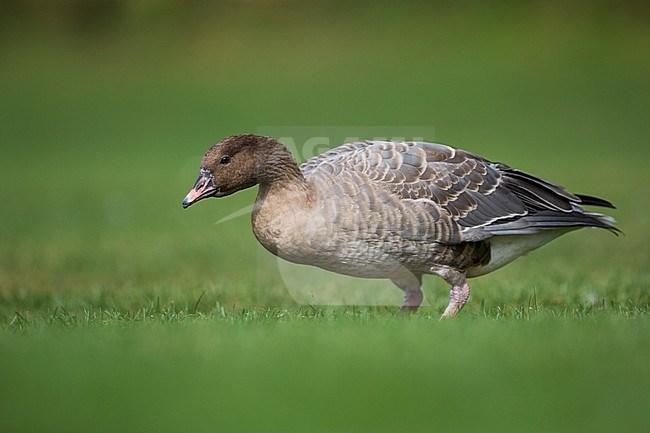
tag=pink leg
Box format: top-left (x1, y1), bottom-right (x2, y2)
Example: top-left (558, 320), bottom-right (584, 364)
top-left (441, 283), bottom-right (470, 318)
top-left (399, 289), bottom-right (424, 313)
top-left (391, 274), bottom-right (423, 313)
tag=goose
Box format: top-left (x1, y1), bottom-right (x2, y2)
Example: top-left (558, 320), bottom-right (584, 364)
top-left (182, 134), bottom-right (618, 317)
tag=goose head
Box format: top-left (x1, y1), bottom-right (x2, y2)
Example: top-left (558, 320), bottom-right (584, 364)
top-left (182, 134), bottom-right (300, 208)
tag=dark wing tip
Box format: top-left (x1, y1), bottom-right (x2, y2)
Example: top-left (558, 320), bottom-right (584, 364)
top-left (576, 194), bottom-right (617, 209)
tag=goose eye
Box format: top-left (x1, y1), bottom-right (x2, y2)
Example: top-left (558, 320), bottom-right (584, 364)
top-left (220, 156), bottom-right (231, 165)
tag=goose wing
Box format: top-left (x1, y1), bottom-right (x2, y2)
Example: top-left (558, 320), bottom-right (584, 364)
top-left (301, 140), bottom-right (618, 243)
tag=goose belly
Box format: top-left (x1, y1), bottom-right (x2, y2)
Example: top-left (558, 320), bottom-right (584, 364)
top-left (253, 206), bottom-right (421, 279)
top-left (286, 233), bottom-right (432, 279)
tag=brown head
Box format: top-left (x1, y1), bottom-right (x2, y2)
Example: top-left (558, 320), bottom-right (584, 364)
top-left (182, 134), bottom-right (302, 208)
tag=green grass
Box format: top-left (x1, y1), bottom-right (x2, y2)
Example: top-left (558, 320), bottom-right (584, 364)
top-left (1, 2), bottom-right (649, 432)
top-left (1, 311), bottom-right (649, 433)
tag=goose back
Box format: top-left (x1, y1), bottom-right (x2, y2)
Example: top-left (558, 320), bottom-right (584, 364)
top-left (301, 140), bottom-right (618, 243)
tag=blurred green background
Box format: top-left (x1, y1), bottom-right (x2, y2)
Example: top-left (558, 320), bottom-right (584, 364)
top-left (0, 1), bottom-right (648, 432)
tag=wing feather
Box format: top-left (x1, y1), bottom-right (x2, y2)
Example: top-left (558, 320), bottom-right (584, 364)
top-left (300, 140), bottom-right (618, 243)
